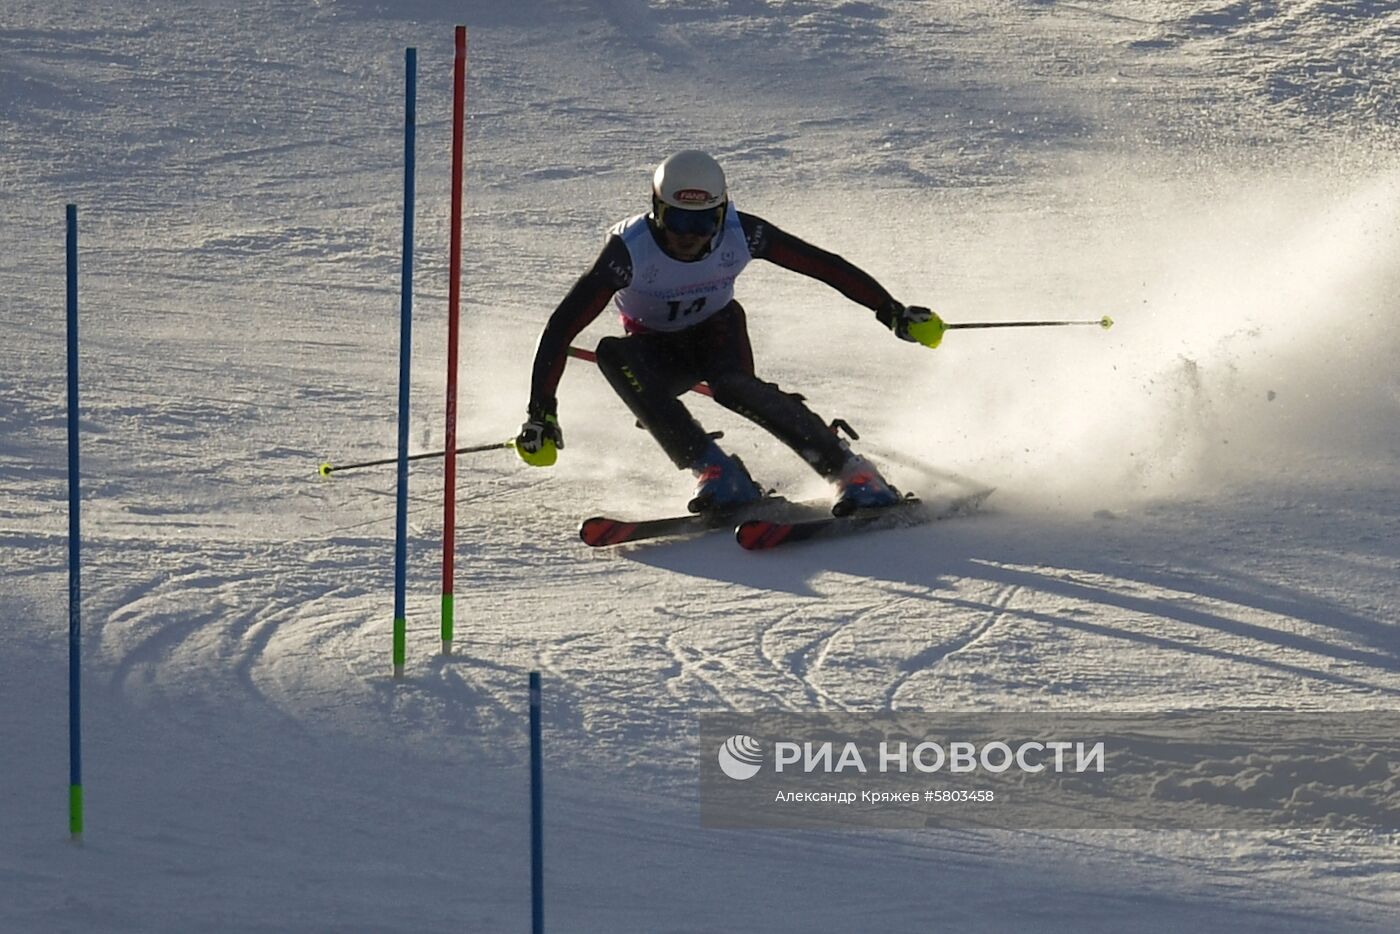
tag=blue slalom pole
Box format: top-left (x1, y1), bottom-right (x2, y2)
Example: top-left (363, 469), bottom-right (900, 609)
top-left (530, 671), bottom-right (544, 934)
top-left (392, 48), bottom-right (416, 679)
top-left (66, 204), bottom-right (83, 840)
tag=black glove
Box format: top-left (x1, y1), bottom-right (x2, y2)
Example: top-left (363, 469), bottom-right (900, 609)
top-left (876, 299), bottom-right (933, 341)
top-left (876, 299), bottom-right (942, 347)
top-left (515, 400), bottom-right (564, 467)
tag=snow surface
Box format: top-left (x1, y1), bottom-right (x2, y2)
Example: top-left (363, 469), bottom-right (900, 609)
top-left (3, 0), bottom-right (1398, 931)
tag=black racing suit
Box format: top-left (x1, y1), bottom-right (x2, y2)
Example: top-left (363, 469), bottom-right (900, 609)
top-left (527, 213), bottom-right (896, 477)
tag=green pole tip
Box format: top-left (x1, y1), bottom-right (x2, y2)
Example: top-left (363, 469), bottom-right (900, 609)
top-left (441, 593), bottom-right (455, 648)
top-left (69, 785), bottom-right (84, 837)
top-left (319, 462), bottom-right (333, 476)
top-left (1100, 316), bottom-right (1115, 330)
top-left (393, 617), bottom-right (406, 674)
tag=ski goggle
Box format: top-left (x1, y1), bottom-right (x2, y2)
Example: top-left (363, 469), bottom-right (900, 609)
top-left (656, 203), bottom-right (725, 237)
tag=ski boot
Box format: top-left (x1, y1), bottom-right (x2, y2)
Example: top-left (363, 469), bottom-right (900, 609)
top-left (688, 441), bottom-right (763, 514)
top-left (832, 454), bottom-right (901, 517)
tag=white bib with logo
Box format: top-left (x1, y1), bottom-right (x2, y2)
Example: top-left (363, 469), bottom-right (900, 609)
top-left (609, 204), bottom-right (752, 332)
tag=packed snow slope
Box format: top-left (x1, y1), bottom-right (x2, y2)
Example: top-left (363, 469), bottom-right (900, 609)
top-left (3, 1), bottom-right (1398, 931)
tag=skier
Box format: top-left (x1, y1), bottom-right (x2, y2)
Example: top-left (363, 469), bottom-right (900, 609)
top-left (515, 149), bottom-right (937, 515)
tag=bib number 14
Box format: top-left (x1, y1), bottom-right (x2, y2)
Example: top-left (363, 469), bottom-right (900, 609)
top-left (666, 297), bottom-right (707, 322)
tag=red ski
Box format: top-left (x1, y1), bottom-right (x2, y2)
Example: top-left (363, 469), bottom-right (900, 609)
top-left (580, 496), bottom-right (829, 547)
top-left (736, 489), bottom-right (993, 551)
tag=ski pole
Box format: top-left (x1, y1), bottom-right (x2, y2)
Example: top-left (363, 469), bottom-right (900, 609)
top-left (908, 314), bottom-right (1113, 348)
top-left (567, 345), bottom-right (714, 398)
top-left (945, 315), bottom-right (1115, 331)
top-left (319, 440), bottom-right (514, 477)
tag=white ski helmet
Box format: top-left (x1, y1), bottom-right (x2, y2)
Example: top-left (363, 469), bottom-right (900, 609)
top-left (653, 149), bottom-right (727, 211)
top-left (651, 150), bottom-right (728, 237)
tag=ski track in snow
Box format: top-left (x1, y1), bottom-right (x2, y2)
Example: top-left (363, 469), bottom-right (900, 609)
top-left (3, 0), bottom-right (1400, 931)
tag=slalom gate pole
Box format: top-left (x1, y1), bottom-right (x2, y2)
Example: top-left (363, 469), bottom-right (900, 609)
top-left (66, 204), bottom-right (83, 841)
top-left (566, 345), bottom-right (714, 398)
top-left (441, 25), bottom-right (467, 657)
top-left (530, 671), bottom-right (544, 934)
top-left (320, 440), bottom-right (512, 477)
top-left (392, 47), bottom-right (417, 680)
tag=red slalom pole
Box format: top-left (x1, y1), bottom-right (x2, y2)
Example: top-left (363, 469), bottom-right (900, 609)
top-left (441, 25), bottom-right (467, 656)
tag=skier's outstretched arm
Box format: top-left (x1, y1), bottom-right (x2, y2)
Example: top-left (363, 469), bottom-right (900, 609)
top-left (739, 212), bottom-right (935, 342)
top-left (517, 237), bottom-right (631, 465)
top-left (739, 212), bottom-right (894, 308)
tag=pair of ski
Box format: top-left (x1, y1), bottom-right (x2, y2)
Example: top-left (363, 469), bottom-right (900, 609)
top-left (579, 488), bottom-right (993, 551)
